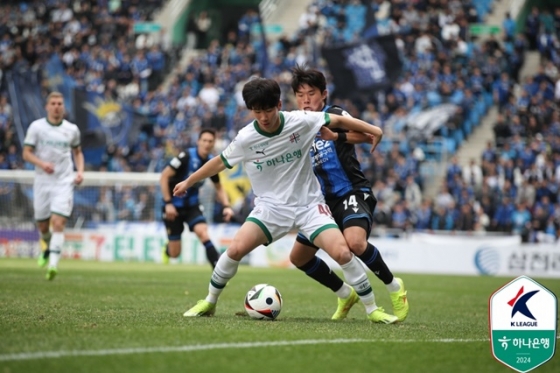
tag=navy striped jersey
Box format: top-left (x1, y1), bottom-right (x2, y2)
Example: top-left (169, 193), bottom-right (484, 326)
top-left (310, 105), bottom-right (371, 200)
top-left (166, 147), bottom-right (219, 207)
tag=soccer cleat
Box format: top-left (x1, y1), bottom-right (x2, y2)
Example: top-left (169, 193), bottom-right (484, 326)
top-left (390, 277), bottom-right (409, 322)
top-left (367, 307), bottom-right (399, 324)
top-left (161, 243), bottom-right (169, 265)
top-left (183, 300), bottom-right (216, 317)
top-left (37, 255), bottom-right (48, 268)
top-left (331, 288), bottom-right (359, 320)
top-left (46, 267), bottom-right (58, 281)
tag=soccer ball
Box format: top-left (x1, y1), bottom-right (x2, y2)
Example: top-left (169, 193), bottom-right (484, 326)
top-left (244, 284), bottom-right (283, 320)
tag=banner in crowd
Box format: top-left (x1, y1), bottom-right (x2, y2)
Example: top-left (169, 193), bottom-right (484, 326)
top-left (44, 54), bottom-right (76, 117)
top-left (2, 227), bottom-right (559, 278)
top-left (73, 88), bottom-right (147, 149)
top-left (4, 69), bottom-right (46, 145)
top-left (403, 103), bottom-right (459, 140)
top-left (321, 35), bottom-right (402, 98)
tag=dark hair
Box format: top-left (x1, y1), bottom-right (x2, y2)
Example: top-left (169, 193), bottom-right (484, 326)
top-left (199, 128), bottom-right (216, 139)
top-left (290, 65), bottom-right (327, 95)
top-left (242, 78), bottom-right (281, 110)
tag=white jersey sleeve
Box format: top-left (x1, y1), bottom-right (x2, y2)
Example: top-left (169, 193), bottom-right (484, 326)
top-left (220, 130), bottom-right (247, 169)
top-left (71, 125), bottom-right (81, 148)
top-left (299, 111), bottom-right (331, 133)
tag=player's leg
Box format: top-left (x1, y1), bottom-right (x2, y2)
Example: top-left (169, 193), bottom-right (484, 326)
top-left (290, 235), bottom-right (358, 320)
top-left (300, 203), bottom-right (397, 323)
top-left (161, 207), bottom-right (185, 264)
top-left (188, 206), bottom-right (220, 268)
top-left (184, 203), bottom-right (289, 317)
top-left (33, 182), bottom-right (52, 267)
top-left (47, 213), bottom-right (67, 280)
top-left (340, 193), bottom-right (409, 321)
top-left (183, 220), bottom-right (268, 317)
top-left (36, 219), bottom-right (51, 267)
top-left (343, 224), bottom-right (408, 321)
top-left (45, 182), bottom-right (74, 280)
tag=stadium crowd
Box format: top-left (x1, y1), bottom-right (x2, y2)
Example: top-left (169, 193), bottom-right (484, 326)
top-left (1, 0), bottom-right (560, 240)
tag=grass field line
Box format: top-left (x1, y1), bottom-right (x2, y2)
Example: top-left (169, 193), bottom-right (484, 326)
top-left (0, 337), bottom-right (507, 362)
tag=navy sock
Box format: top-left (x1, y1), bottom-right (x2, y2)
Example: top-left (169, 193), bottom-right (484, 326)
top-left (203, 240), bottom-right (220, 269)
top-left (358, 243), bottom-right (394, 284)
top-left (297, 256), bottom-right (344, 292)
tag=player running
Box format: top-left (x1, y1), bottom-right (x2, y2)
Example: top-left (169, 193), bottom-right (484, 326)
top-left (22, 92), bottom-right (84, 280)
top-left (159, 128), bottom-right (234, 267)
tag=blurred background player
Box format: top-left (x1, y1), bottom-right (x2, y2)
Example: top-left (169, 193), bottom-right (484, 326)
top-left (159, 128), bottom-right (234, 268)
top-left (289, 66), bottom-right (409, 321)
top-left (22, 92), bottom-right (84, 280)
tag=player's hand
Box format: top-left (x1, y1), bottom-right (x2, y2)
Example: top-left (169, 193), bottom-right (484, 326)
top-left (173, 180), bottom-right (189, 197)
top-left (164, 203), bottom-right (178, 221)
top-left (368, 134), bottom-right (378, 153)
top-left (74, 172), bottom-right (83, 185)
top-left (41, 162), bottom-right (55, 174)
top-left (319, 127), bottom-right (338, 141)
top-left (222, 206), bottom-right (234, 222)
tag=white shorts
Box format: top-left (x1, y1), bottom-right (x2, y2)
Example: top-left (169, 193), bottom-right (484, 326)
top-left (33, 180), bottom-right (74, 220)
top-left (247, 201), bottom-right (339, 244)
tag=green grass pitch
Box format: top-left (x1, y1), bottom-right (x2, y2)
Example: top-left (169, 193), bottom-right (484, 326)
top-left (0, 259), bottom-right (558, 373)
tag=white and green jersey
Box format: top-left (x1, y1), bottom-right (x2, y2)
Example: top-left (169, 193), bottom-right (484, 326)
top-left (24, 118), bottom-right (81, 182)
top-left (221, 110), bottom-right (331, 206)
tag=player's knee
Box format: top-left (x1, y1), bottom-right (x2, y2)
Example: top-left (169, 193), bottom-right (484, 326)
top-left (331, 244), bottom-right (353, 265)
top-left (226, 244), bottom-right (246, 261)
top-left (345, 237), bottom-right (367, 255)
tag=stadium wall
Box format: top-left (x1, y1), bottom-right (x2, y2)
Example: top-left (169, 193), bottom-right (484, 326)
top-left (1, 225), bottom-right (559, 278)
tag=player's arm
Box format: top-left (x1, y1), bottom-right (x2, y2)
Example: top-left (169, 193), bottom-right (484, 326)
top-left (160, 165), bottom-right (179, 221)
top-left (22, 145), bottom-right (54, 174)
top-left (326, 114), bottom-right (383, 153)
top-left (160, 166), bottom-right (176, 204)
top-left (213, 181), bottom-right (234, 222)
top-left (72, 146), bottom-right (84, 185)
top-left (319, 127), bottom-right (374, 145)
top-left (173, 157), bottom-right (226, 197)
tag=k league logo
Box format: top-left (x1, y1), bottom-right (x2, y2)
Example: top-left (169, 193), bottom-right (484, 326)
top-left (489, 276), bottom-right (557, 373)
top-left (508, 286), bottom-right (539, 326)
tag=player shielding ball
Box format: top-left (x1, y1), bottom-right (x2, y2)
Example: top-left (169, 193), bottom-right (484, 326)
top-left (174, 78), bottom-right (397, 323)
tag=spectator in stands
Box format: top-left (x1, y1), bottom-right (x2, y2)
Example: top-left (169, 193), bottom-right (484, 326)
top-left (525, 7), bottom-right (541, 50)
top-left (493, 113), bottom-right (512, 148)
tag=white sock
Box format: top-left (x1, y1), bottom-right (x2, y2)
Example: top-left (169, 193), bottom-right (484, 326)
top-left (49, 232), bottom-right (64, 268)
top-left (386, 278), bottom-right (400, 293)
top-left (339, 255), bottom-right (377, 314)
top-left (335, 283), bottom-right (352, 299)
top-left (205, 252), bottom-right (239, 304)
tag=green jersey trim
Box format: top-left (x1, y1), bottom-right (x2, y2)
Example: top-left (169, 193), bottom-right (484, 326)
top-left (246, 217), bottom-right (273, 244)
top-left (253, 112), bottom-right (285, 137)
top-left (310, 223), bottom-right (339, 243)
top-left (220, 154), bottom-right (232, 169)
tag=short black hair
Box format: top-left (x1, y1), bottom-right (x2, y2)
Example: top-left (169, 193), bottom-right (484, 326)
top-left (290, 65), bottom-right (327, 94)
top-left (199, 128), bottom-right (216, 139)
top-left (242, 78), bottom-right (281, 110)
